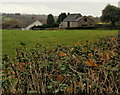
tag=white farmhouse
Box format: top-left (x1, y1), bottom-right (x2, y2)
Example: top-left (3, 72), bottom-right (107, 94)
top-left (23, 20), bottom-right (43, 30)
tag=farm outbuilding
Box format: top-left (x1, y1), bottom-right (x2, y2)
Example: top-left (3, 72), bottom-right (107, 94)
top-left (23, 20), bottom-right (43, 30)
top-left (59, 14), bottom-right (96, 28)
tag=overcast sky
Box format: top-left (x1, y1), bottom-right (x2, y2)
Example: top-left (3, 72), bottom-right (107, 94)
top-left (0, 0), bottom-right (119, 17)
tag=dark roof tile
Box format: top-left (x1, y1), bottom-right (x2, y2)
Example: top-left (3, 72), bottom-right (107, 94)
top-left (63, 14), bottom-right (82, 22)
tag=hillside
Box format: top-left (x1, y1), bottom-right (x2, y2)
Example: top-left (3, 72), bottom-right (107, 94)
top-left (2, 13), bottom-right (58, 28)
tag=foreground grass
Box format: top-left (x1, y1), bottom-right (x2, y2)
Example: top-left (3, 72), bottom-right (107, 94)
top-left (2, 29), bottom-right (118, 56)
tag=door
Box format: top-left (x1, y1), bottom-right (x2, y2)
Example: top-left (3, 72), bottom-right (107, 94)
top-left (67, 21), bottom-right (70, 28)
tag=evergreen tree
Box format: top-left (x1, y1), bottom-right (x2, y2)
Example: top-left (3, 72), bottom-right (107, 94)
top-left (57, 13), bottom-right (67, 24)
top-left (47, 14), bottom-right (55, 26)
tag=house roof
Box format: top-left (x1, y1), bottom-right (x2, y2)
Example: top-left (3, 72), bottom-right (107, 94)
top-left (63, 14), bottom-right (82, 22)
top-left (23, 20), bottom-right (43, 28)
top-left (28, 20), bottom-right (43, 27)
top-left (63, 14), bottom-right (97, 23)
top-left (24, 20), bottom-right (36, 27)
top-left (23, 20), bottom-right (43, 30)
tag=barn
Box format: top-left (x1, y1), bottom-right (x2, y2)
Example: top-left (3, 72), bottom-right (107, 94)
top-left (59, 14), bottom-right (96, 28)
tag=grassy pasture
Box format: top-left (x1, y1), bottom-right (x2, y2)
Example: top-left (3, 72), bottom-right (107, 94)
top-left (2, 29), bottom-right (118, 56)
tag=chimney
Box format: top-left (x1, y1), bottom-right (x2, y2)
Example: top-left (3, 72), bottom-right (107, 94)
top-left (68, 12), bottom-right (70, 16)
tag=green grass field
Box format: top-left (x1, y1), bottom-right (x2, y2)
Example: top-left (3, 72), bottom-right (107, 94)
top-left (2, 29), bottom-right (118, 56)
